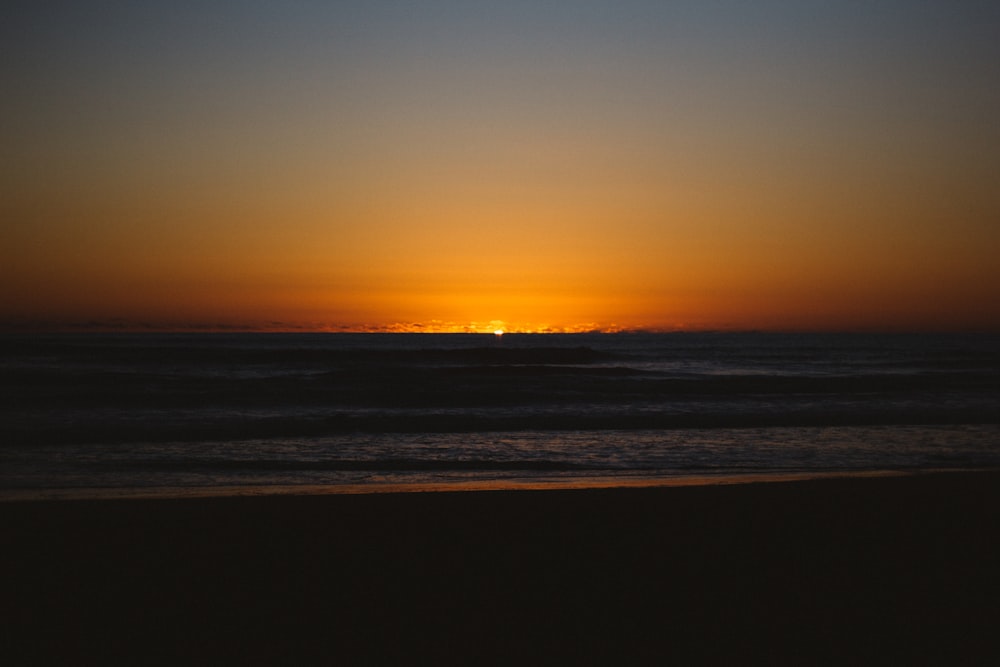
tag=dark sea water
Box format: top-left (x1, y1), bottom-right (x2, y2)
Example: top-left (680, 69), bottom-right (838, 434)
top-left (2, 332), bottom-right (998, 497)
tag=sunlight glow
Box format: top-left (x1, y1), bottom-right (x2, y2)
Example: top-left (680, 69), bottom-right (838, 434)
top-left (347, 320), bottom-right (627, 335)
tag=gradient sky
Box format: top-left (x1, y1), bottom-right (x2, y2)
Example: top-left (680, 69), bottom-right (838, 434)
top-left (3, 1), bottom-right (999, 332)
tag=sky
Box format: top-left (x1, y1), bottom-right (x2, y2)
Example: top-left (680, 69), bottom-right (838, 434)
top-left (3, 1), bottom-right (999, 332)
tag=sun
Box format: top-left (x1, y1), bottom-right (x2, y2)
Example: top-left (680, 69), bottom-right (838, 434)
top-left (494, 329), bottom-right (504, 337)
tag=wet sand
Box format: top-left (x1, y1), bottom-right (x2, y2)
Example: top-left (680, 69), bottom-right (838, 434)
top-left (3, 471), bottom-right (998, 664)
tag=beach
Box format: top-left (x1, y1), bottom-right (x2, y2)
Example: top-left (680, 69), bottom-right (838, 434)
top-left (2, 471), bottom-right (998, 665)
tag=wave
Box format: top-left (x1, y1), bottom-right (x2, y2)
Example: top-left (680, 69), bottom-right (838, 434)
top-left (1, 337), bottom-right (617, 367)
top-left (117, 458), bottom-right (586, 473)
top-left (5, 405), bottom-right (998, 447)
top-left (4, 365), bottom-right (996, 412)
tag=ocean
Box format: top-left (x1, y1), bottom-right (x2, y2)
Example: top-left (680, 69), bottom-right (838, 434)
top-left (2, 332), bottom-right (998, 498)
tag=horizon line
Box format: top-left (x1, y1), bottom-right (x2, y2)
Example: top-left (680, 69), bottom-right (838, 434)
top-left (2, 318), bottom-right (997, 336)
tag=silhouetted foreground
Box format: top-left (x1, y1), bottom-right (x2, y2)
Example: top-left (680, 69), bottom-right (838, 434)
top-left (3, 472), bottom-right (998, 665)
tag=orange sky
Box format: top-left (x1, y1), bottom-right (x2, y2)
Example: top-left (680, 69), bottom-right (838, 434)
top-left (3, 3), bottom-right (999, 332)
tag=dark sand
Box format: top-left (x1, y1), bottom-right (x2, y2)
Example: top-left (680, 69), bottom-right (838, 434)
top-left (3, 472), bottom-right (998, 665)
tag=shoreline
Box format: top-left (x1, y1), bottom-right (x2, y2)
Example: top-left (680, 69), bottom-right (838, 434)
top-left (3, 469), bottom-right (999, 663)
top-left (2, 466), bottom-right (990, 503)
